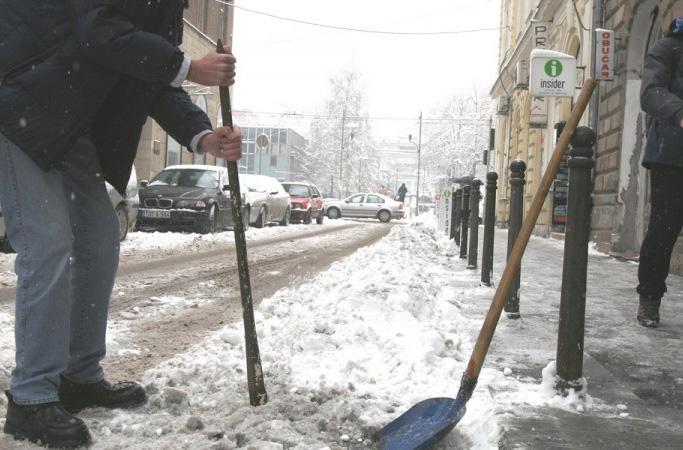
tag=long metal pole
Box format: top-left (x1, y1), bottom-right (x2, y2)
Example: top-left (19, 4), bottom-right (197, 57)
top-left (216, 40), bottom-right (267, 406)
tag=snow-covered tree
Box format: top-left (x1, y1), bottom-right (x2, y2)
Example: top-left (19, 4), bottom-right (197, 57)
top-left (303, 70), bottom-right (377, 197)
top-left (420, 90), bottom-right (493, 190)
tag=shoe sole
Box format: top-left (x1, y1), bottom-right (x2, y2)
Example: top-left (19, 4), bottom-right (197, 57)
top-left (63, 393), bottom-right (147, 414)
top-left (4, 422), bottom-right (91, 448)
top-left (637, 319), bottom-right (659, 328)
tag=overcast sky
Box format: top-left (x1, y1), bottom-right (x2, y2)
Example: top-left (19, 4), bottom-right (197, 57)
top-left (230, 0), bottom-right (501, 139)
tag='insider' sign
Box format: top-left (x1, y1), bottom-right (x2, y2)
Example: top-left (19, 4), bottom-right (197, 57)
top-left (530, 49), bottom-right (576, 97)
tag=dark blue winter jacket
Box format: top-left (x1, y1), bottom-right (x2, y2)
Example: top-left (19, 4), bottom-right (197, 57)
top-left (641, 27), bottom-right (683, 169)
top-left (0, 0), bottom-right (212, 193)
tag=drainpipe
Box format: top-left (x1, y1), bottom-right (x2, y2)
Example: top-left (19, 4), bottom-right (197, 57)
top-left (588, 0), bottom-right (605, 134)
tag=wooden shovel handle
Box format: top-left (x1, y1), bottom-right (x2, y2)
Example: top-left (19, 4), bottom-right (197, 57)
top-left (465, 79), bottom-right (598, 381)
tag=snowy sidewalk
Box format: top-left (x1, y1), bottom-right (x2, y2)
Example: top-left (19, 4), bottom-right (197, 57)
top-left (469, 225), bottom-right (683, 449)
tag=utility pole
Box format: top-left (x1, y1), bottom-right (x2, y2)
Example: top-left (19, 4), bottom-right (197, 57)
top-left (339, 106), bottom-right (346, 198)
top-left (416, 112), bottom-right (422, 216)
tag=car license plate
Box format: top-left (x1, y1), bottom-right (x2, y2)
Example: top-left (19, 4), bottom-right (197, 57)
top-left (143, 209), bottom-right (171, 219)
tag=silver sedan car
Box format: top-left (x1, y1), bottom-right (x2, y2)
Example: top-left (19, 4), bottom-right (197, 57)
top-left (325, 193), bottom-right (405, 223)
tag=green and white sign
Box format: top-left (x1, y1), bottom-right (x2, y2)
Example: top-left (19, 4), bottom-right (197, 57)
top-left (530, 49), bottom-right (576, 97)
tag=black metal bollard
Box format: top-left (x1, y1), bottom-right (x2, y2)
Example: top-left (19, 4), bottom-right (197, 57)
top-left (481, 172), bottom-right (498, 286)
top-left (452, 189), bottom-right (463, 244)
top-left (459, 185), bottom-right (471, 259)
top-left (556, 127), bottom-right (596, 390)
top-left (505, 160), bottom-right (526, 319)
top-left (467, 180), bottom-right (483, 269)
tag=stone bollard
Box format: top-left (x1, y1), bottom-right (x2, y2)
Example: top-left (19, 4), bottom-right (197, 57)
top-left (481, 172), bottom-right (498, 286)
top-left (467, 179), bottom-right (483, 269)
top-left (453, 189), bottom-right (463, 245)
top-left (459, 185), bottom-right (471, 259)
top-left (556, 127), bottom-right (596, 390)
top-left (505, 160), bottom-right (526, 319)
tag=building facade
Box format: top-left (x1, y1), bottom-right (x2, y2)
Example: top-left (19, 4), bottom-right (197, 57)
top-left (376, 139), bottom-right (420, 198)
top-left (491, 0), bottom-right (683, 273)
top-left (134, 0), bottom-right (234, 182)
top-left (490, 0), bottom-right (593, 236)
top-left (592, 0), bottom-right (683, 272)
top-left (239, 127), bottom-right (307, 181)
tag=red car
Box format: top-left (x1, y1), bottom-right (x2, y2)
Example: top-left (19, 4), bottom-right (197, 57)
top-left (281, 182), bottom-right (324, 224)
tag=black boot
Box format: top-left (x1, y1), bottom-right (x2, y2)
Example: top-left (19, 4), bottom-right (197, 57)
top-left (3, 391), bottom-right (91, 448)
top-left (637, 295), bottom-right (661, 328)
top-left (58, 376), bottom-right (147, 414)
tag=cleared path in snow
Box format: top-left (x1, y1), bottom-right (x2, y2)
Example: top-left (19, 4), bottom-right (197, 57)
top-left (101, 220), bottom-right (395, 381)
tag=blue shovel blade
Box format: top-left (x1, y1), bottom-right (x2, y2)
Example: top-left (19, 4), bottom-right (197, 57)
top-left (374, 393), bottom-right (467, 450)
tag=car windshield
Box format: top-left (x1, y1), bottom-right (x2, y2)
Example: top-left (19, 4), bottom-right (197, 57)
top-left (282, 184), bottom-right (310, 197)
top-left (149, 169), bottom-right (219, 189)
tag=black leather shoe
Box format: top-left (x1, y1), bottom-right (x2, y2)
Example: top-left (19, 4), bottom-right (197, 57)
top-left (3, 391), bottom-right (91, 448)
top-left (58, 376), bottom-right (147, 414)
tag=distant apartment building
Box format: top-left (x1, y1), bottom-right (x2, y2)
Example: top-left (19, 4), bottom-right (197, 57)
top-left (239, 127), bottom-right (307, 181)
top-left (134, 0), bottom-right (234, 182)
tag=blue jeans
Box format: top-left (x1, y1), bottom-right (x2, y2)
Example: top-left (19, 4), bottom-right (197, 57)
top-left (0, 133), bottom-right (119, 405)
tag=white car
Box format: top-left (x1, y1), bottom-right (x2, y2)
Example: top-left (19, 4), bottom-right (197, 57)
top-left (240, 174), bottom-right (291, 228)
top-left (0, 168), bottom-right (139, 252)
top-left (325, 192), bottom-right (405, 223)
top-left (107, 165), bottom-right (139, 241)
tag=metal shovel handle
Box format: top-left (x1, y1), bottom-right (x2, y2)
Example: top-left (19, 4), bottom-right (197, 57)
top-left (217, 40), bottom-right (268, 406)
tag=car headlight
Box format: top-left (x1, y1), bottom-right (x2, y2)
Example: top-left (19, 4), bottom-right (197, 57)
top-left (176, 200), bottom-right (207, 209)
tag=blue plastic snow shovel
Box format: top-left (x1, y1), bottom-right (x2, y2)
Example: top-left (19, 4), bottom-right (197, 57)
top-left (374, 78), bottom-right (597, 450)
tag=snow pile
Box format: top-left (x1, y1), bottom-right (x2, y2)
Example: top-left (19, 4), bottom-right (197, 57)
top-left (0, 216), bottom-right (619, 449)
top-left (121, 222), bottom-right (348, 256)
top-left (80, 221), bottom-right (501, 449)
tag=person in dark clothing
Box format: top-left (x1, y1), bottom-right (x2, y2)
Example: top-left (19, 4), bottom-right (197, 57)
top-left (0, 1), bottom-right (242, 447)
top-left (637, 17), bottom-right (683, 328)
top-left (397, 183), bottom-right (408, 202)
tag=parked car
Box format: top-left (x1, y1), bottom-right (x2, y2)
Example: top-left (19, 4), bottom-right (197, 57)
top-left (136, 164), bottom-right (248, 234)
top-left (281, 181), bottom-right (324, 224)
top-left (0, 169), bottom-right (138, 252)
top-left (325, 193), bottom-right (405, 223)
top-left (240, 174), bottom-right (291, 228)
top-left (108, 165), bottom-right (139, 241)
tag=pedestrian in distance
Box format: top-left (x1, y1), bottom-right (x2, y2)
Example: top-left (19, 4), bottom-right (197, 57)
top-left (0, 1), bottom-right (242, 447)
top-left (397, 183), bottom-right (408, 202)
top-left (637, 17), bottom-right (683, 328)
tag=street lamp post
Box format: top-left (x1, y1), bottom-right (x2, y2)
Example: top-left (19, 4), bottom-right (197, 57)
top-left (338, 107), bottom-right (346, 198)
top-left (409, 112), bottom-right (423, 216)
